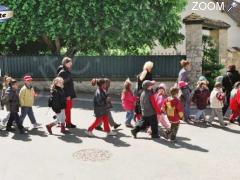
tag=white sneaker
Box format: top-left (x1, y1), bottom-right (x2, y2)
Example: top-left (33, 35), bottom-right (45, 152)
top-left (107, 131), bottom-right (117, 136)
top-left (84, 130), bottom-right (94, 137)
top-left (2, 118), bottom-right (8, 126)
top-left (33, 123), bottom-right (42, 129)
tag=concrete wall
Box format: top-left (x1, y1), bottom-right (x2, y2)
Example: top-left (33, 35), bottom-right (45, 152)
top-left (151, 0), bottom-right (240, 55)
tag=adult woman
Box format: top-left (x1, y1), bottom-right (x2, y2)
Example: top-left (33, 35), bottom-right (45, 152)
top-left (178, 59), bottom-right (191, 83)
top-left (134, 61), bottom-right (154, 121)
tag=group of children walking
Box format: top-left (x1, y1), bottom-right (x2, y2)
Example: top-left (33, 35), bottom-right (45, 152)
top-left (0, 75), bottom-right (41, 134)
top-left (1, 59), bottom-right (240, 143)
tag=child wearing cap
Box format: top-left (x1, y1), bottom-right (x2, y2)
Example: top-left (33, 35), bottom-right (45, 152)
top-left (208, 82), bottom-right (227, 127)
top-left (178, 81), bottom-right (192, 122)
top-left (154, 83), bottom-right (171, 129)
top-left (121, 78), bottom-right (137, 128)
top-left (131, 80), bottom-right (160, 139)
top-left (4, 79), bottom-right (25, 133)
top-left (229, 81), bottom-right (240, 125)
top-left (192, 81), bottom-right (210, 122)
top-left (162, 87), bottom-right (184, 142)
top-left (19, 75), bottom-right (41, 128)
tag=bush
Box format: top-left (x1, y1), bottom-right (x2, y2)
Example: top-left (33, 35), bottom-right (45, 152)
top-left (202, 35), bottom-right (224, 90)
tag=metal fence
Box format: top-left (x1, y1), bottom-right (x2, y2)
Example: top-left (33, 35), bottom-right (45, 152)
top-left (0, 55), bottom-right (186, 80)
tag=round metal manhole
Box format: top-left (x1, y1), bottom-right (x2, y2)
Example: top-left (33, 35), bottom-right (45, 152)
top-left (73, 149), bottom-right (112, 162)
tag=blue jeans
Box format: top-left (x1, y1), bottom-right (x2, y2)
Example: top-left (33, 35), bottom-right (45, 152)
top-left (195, 109), bottom-right (206, 121)
top-left (20, 107), bottom-right (37, 125)
top-left (125, 111), bottom-right (134, 125)
top-left (183, 101), bottom-right (190, 120)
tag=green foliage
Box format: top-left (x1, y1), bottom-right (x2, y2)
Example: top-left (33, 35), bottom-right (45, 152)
top-left (0, 0), bottom-right (186, 56)
top-left (202, 35), bottom-right (224, 89)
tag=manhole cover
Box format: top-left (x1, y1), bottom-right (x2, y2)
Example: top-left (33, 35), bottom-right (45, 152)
top-left (73, 149), bottom-right (112, 162)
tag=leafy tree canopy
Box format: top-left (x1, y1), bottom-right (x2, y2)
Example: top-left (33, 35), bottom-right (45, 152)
top-left (0, 0), bottom-right (186, 56)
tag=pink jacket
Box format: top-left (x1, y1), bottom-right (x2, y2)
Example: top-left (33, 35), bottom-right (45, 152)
top-left (121, 90), bottom-right (137, 111)
top-left (154, 93), bottom-right (167, 114)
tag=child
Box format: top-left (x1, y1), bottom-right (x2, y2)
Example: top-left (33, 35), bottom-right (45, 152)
top-left (95, 78), bottom-right (121, 130)
top-left (46, 77), bottom-right (69, 134)
top-left (4, 79), bottom-right (25, 134)
top-left (19, 75), bottom-right (41, 128)
top-left (121, 78), bottom-right (137, 128)
top-left (162, 87), bottom-right (183, 142)
top-left (229, 81), bottom-right (240, 124)
top-left (178, 81), bottom-right (192, 122)
top-left (85, 78), bottom-right (116, 137)
top-left (1, 76), bottom-right (12, 126)
top-left (131, 80), bottom-right (160, 139)
top-left (154, 83), bottom-right (171, 129)
top-left (208, 82), bottom-right (227, 127)
top-left (192, 81), bottom-right (210, 122)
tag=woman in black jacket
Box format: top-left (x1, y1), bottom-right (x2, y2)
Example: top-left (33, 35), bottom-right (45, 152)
top-left (134, 61), bottom-right (154, 121)
top-left (57, 57), bottom-right (76, 128)
top-left (46, 77), bottom-right (68, 134)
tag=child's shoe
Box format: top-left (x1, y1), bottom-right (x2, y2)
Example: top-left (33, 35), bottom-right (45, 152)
top-left (33, 123), bottom-right (42, 129)
top-left (114, 123), bottom-right (121, 130)
top-left (6, 127), bottom-right (16, 132)
top-left (125, 124), bottom-right (133, 128)
top-left (84, 130), bottom-right (94, 137)
top-left (2, 118), bottom-right (8, 126)
top-left (107, 131), bottom-right (117, 136)
top-left (61, 123), bottom-right (70, 134)
top-left (151, 134), bottom-right (160, 139)
top-left (95, 126), bottom-right (103, 131)
top-left (131, 129), bottom-right (137, 138)
top-left (46, 124), bottom-right (54, 134)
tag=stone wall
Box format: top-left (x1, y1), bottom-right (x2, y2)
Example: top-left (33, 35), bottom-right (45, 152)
top-left (225, 50), bottom-right (240, 71)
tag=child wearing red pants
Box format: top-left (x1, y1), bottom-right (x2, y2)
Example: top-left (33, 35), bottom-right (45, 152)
top-left (229, 81), bottom-right (240, 125)
top-left (85, 78), bottom-right (117, 137)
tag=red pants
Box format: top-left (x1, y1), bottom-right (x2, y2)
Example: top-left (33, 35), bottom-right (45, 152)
top-left (230, 110), bottom-right (240, 122)
top-left (88, 115), bottom-right (110, 133)
top-left (65, 99), bottom-right (73, 125)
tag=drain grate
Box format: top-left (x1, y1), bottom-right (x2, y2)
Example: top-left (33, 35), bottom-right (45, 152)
top-left (73, 148), bottom-right (112, 162)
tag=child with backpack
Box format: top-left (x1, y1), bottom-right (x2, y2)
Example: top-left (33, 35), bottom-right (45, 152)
top-left (208, 82), bottom-right (227, 127)
top-left (154, 83), bottom-right (171, 129)
top-left (131, 80), bottom-right (160, 139)
top-left (95, 78), bottom-right (121, 131)
top-left (4, 79), bottom-right (25, 134)
top-left (121, 78), bottom-right (137, 128)
top-left (192, 81), bottom-right (210, 122)
top-left (85, 78), bottom-right (117, 137)
top-left (46, 77), bottom-right (69, 134)
top-left (162, 87), bottom-right (184, 142)
top-left (19, 75), bottom-right (41, 128)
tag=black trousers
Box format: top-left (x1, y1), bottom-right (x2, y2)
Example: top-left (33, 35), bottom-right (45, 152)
top-left (132, 114), bottom-right (158, 137)
top-left (7, 112), bottom-right (24, 130)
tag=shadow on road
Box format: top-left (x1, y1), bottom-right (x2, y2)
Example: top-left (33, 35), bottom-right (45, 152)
top-left (212, 124), bottom-right (240, 134)
top-left (153, 137), bottom-right (209, 153)
top-left (12, 133), bottom-right (32, 142)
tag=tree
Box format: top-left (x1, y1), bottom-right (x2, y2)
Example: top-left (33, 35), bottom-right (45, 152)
top-left (202, 35), bottom-right (224, 89)
top-left (0, 0), bottom-right (186, 56)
